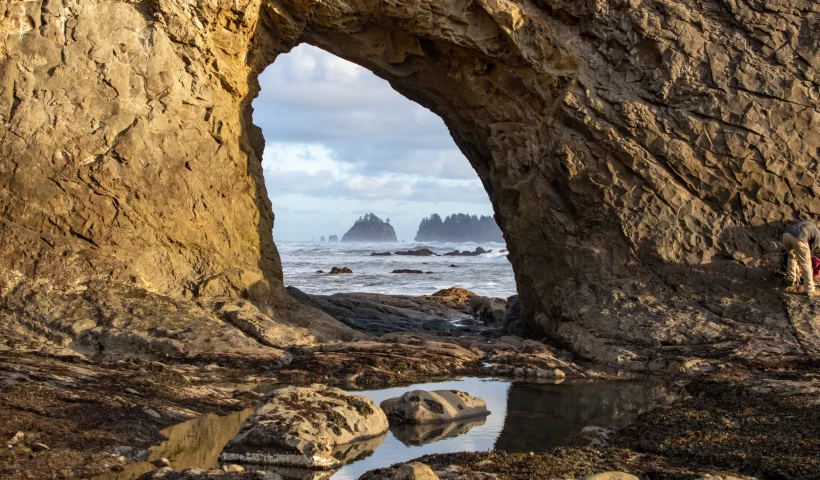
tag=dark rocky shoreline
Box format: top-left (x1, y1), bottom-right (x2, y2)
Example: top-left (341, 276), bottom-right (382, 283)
top-left (3, 288), bottom-right (818, 480)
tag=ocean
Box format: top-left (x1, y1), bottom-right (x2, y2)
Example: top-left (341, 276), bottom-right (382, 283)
top-left (277, 241), bottom-right (517, 298)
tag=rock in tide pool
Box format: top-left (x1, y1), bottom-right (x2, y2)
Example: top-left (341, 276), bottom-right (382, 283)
top-left (380, 390), bottom-right (489, 424)
top-left (219, 385), bottom-right (388, 470)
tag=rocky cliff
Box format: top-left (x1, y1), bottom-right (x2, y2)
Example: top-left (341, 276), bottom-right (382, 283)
top-left (341, 214), bottom-right (398, 243)
top-left (1, 0), bottom-right (819, 368)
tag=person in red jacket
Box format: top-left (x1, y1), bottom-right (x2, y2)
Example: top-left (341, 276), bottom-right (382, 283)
top-left (782, 221), bottom-right (820, 296)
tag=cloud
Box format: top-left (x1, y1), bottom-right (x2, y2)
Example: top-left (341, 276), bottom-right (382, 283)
top-left (254, 44), bottom-right (472, 179)
top-left (254, 44), bottom-right (495, 241)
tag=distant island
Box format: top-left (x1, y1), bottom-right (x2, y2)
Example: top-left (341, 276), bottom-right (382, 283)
top-left (415, 213), bottom-right (503, 243)
top-left (341, 213), bottom-right (398, 242)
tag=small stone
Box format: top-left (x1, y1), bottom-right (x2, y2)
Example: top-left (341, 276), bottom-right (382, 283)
top-left (222, 464), bottom-right (245, 473)
top-left (32, 443), bottom-right (49, 452)
top-left (152, 457), bottom-right (171, 467)
top-left (125, 388), bottom-right (142, 396)
top-left (143, 407), bottom-right (162, 419)
top-left (7, 432), bottom-right (25, 446)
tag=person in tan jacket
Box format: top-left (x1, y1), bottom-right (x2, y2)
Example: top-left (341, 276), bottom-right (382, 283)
top-left (782, 221), bottom-right (820, 296)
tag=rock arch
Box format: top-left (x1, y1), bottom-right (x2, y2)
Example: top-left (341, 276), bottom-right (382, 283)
top-left (1, 0), bottom-right (819, 365)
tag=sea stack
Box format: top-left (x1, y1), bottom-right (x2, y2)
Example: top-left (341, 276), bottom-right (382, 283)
top-left (341, 213), bottom-right (398, 242)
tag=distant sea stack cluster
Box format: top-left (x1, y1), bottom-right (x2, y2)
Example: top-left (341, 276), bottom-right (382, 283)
top-left (415, 214), bottom-right (503, 243)
top-left (341, 213), bottom-right (398, 242)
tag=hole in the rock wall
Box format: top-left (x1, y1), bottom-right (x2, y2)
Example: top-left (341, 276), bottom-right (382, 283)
top-left (252, 44), bottom-right (515, 299)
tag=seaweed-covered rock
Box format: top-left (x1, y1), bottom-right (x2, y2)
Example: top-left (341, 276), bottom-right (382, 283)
top-left (380, 390), bottom-right (489, 425)
top-left (220, 385), bottom-right (388, 470)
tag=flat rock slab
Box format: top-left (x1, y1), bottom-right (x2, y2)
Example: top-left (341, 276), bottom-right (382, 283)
top-left (380, 390), bottom-right (489, 424)
top-left (288, 289), bottom-right (472, 334)
top-left (220, 385), bottom-right (388, 470)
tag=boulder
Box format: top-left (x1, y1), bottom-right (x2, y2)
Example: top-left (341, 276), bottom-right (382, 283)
top-left (371, 252), bottom-right (392, 256)
top-left (328, 267), bottom-right (353, 274)
top-left (423, 288), bottom-right (477, 313)
top-left (394, 249), bottom-right (437, 256)
top-left (220, 385), bottom-right (388, 470)
top-left (328, 236), bottom-right (339, 243)
top-left (391, 463), bottom-right (440, 480)
top-left (469, 296), bottom-right (508, 327)
top-left (380, 390), bottom-right (489, 424)
top-left (392, 269), bottom-right (424, 274)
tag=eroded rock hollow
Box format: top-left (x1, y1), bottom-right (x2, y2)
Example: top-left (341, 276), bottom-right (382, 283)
top-left (1, 0), bottom-right (819, 366)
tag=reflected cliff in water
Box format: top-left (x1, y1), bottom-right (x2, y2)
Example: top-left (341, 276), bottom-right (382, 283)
top-left (494, 380), bottom-right (677, 453)
top-left (92, 408), bottom-right (254, 480)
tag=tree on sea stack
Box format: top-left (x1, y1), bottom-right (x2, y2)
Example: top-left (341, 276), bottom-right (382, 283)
top-left (341, 213), bottom-right (398, 242)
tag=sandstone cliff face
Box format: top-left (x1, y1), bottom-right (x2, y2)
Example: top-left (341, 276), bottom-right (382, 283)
top-left (1, 0), bottom-right (819, 366)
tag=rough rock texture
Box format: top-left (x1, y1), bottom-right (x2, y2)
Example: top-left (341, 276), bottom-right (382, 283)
top-left (423, 287), bottom-right (477, 313)
top-left (287, 289), bottom-right (474, 334)
top-left (0, 274), bottom-right (360, 366)
top-left (0, 352), bottom-right (265, 480)
top-left (2, 0), bottom-right (820, 367)
top-left (220, 385), bottom-right (388, 469)
top-left (276, 337), bottom-right (483, 388)
top-left (380, 390), bottom-right (489, 425)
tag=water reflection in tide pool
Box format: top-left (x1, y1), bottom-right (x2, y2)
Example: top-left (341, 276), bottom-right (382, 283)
top-left (93, 378), bottom-right (676, 480)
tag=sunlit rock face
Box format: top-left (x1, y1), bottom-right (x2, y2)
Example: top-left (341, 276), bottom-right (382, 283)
top-left (1, 0), bottom-right (819, 365)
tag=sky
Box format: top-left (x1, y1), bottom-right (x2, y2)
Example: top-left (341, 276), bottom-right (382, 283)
top-left (253, 44), bottom-right (495, 242)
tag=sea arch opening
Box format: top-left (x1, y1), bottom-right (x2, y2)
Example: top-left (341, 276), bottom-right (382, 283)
top-left (253, 43), bottom-right (515, 300)
top-left (241, 0), bottom-right (577, 335)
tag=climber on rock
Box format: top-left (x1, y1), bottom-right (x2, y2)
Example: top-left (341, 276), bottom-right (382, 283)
top-left (782, 220), bottom-right (820, 296)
